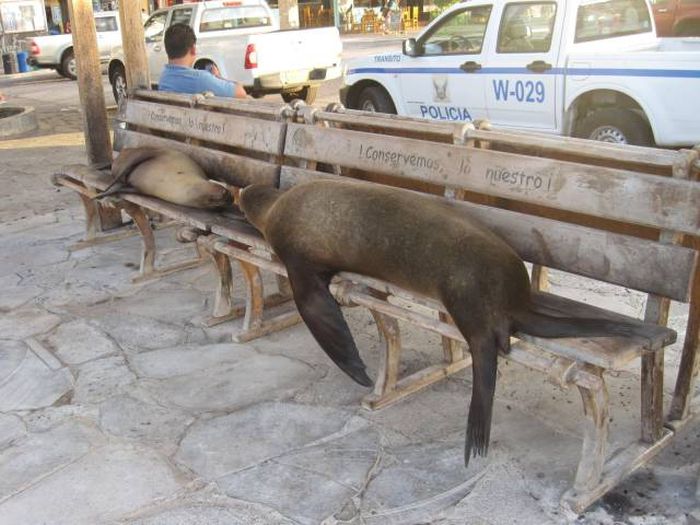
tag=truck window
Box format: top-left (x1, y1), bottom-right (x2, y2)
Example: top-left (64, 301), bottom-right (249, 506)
top-left (575, 0), bottom-right (652, 42)
top-left (419, 6), bottom-right (492, 55)
top-left (170, 7), bottom-right (194, 26)
top-left (144, 11), bottom-right (167, 42)
top-left (199, 6), bottom-right (271, 31)
top-left (95, 16), bottom-right (118, 32)
top-left (497, 2), bottom-right (557, 53)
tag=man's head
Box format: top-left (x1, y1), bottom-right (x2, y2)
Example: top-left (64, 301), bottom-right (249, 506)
top-left (164, 23), bottom-right (196, 62)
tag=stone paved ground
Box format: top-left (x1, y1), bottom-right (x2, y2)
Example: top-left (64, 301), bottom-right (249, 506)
top-left (1, 69), bottom-right (699, 525)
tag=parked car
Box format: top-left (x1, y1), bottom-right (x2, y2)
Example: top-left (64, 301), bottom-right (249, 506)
top-left (27, 11), bottom-right (122, 80)
top-left (340, 0), bottom-right (700, 147)
top-left (108, 0), bottom-right (343, 104)
top-left (650, 0), bottom-right (700, 36)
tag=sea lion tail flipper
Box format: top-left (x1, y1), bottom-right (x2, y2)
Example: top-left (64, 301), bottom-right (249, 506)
top-left (285, 263), bottom-right (373, 388)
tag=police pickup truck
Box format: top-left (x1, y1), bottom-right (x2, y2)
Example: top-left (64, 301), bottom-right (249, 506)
top-left (340, 0), bottom-right (700, 147)
top-left (109, 0), bottom-right (342, 104)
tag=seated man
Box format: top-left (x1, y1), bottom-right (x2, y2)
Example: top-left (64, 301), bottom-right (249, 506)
top-left (159, 23), bottom-right (247, 99)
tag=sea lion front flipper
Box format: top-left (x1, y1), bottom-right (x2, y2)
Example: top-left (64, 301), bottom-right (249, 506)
top-left (285, 262), bottom-right (373, 387)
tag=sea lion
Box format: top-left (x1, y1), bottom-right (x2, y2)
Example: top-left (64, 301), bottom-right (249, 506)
top-left (96, 147), bottom-right (230, 209)
top-left (239, 179), bottom-right (670, 466)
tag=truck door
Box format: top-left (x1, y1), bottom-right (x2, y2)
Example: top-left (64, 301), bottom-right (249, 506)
top-left (483, 1), bottom-right (561, 131)
top-left (397, 5), bottom-right (493, 123)
top-left (143, 11), bottom-right (169, 82)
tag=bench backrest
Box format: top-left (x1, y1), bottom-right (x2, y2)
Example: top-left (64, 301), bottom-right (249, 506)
top-left (280, 105), bottom-right (700, 304)
top-left (114, 89), bottom-right (290, 188)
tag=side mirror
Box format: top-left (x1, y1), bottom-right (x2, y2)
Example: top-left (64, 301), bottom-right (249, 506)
top-left (403, 38), bottom-right (419, 57)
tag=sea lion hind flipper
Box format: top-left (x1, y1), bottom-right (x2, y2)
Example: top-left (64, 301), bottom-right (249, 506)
top-left (462, 335), bottom-right (499, 467)
top-left (110, 147), bottom-right (164, 187)
top-left (93, 184), bottom-right (138, 200)
top-left (285, 263), bottom-right (373, 387)
top-left (513, 301), bottom-right (673, 344)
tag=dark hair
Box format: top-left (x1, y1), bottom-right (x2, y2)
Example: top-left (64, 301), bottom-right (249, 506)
top-left (164, 23), bottom-right (196, 59)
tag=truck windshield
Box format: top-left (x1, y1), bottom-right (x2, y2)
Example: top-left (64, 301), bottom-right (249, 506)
top-left (199, 6), bottom-right (271, 31)
top-left (95, 16), bottom-right (118, 32)
top-left (575, 0), bottom-right (652, 42)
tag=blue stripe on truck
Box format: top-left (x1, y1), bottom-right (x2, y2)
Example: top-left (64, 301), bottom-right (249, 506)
top-left (347, 66), bottom-right (700, 78)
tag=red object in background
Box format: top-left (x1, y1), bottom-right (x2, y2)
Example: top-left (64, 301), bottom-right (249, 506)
top-left (29, 40), bottom-right (41, 56)
top-left (244, 43), bottom-right (257, 69)
top-left (651, 0), bottom-right (700, 36)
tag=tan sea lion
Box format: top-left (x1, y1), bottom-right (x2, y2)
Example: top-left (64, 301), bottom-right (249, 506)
top-left (96, 147), bottom-right (230, 209)
top-left (239, 179), bottom-right (672, 466)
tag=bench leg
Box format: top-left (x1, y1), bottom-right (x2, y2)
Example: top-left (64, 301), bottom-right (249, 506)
top-left (121, 202), bottom-right (156, 279)
top-left (641, 351), bottom-right (665, 443)
top-left (573, 367), bottom-right (609, 493)
top-left (440, 311), bottom-right (465, 363)
top-left (362, 308), bottom-right (470, 411)
top-left (118, 203), bottom-right (208, 283)
top-left (233, 259), bottom-right (301, 343)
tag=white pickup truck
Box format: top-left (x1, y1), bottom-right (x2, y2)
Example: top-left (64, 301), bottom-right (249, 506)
top-left (109, 0), bottom-right (342, 104)
top-left (340, 0), bottom-right (700, 147)
top-left (27, 11), bottom-right (122, 80)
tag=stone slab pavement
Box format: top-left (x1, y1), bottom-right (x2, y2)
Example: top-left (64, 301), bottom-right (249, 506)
top-left (0, 63), bottom-right (699, 525)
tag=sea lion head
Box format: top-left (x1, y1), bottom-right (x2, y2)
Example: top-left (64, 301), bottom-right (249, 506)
top-left (239, 184), bottom-right (283, 232)
top-left (193, 181), bottom-right (231, 209)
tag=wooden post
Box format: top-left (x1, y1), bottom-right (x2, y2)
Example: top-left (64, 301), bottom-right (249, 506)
top-left (67, 0), bottom-right (111, 166)
top-left (118, 0), bottom-right (150, 92)
top-left (278, 0), bottom-right (300, 29)
top-left (67, 0), bottom-right (122, 229)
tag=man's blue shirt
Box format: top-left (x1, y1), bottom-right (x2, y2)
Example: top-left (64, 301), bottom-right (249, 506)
top-left (158, 64), bottom-right (237, 97)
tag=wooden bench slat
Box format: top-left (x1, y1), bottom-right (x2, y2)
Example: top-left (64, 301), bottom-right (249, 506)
top-left (463, 129), bottom-right (684, 171)
top-left (279, 167), bottom-right (697, 302)
top-left (283, 124), bottom-right (700, 235)
top-left (132, 89), bottom-right (287, 118)
top-left (122, 99), bottom-right (286, 155)
top-left (114, 129), bottom-right (280, 187)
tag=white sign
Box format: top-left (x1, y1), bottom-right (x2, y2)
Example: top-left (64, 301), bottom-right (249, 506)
top-left (0, 0), bottom-right (47, 33)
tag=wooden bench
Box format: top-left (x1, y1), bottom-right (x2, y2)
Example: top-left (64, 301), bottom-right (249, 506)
top-left (53, 91), bottom-right (700, 513)
top-left (205, 103), bottom-right (700, 512)
top-left (52, 90), bottom-right (294, 326)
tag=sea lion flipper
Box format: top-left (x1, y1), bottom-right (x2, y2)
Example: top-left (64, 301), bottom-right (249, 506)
top-left (104, 147), bottom-right (164, 191)
top-left (462, 336), bottom-right (498, 467)
top-left (285, 263), bottom-right (373, 387)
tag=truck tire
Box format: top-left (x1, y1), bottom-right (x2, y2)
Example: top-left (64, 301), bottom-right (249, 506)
top-left (575, 108), bottom-right (653, 147)
top-left (60, 49), bottom-right (77, 80)
top-left (356, 86), bottom-right (396, 114)
top-left (111, 64), bottom-right (127, 105)
top-left (281, 85), bottom-right (318, 104)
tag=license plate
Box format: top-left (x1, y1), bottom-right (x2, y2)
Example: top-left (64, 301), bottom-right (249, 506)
top-left (282, 70), bottom-right (308, 84)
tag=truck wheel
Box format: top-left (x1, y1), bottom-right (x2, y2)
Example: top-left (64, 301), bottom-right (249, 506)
top-left (61, 49), bottom-right (77, 80)
top-left (357, 86), bottom-right (396, 114)
top-left (111, 64), bottom-right (127, 105)
top-left (281, 86), bottom-right (318, 104)
top-left (576, 108), bottom-right (653, 147)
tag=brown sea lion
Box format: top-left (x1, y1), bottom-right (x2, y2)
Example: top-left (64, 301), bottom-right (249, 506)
top-left (96, 147), bottom-right (230, 209)
top-left (239, 179), bottom-right (671, 466)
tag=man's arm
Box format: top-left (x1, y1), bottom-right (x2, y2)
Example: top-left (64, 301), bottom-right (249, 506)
top-left (207, 65), bottom-right (247, 99)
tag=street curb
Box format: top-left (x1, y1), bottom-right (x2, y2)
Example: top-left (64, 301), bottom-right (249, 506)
top-left (0, 69), bottom-right (52, 82)
top-left (0, 105), bottom-right (38, 138)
